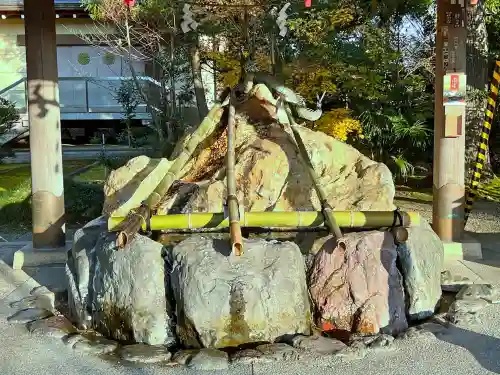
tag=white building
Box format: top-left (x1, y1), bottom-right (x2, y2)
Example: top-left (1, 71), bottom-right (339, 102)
top-left (0, 0), bottom-right (214, 145)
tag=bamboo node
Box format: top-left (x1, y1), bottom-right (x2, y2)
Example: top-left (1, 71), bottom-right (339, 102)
top-left (130, 209), bottom-right (147, 226)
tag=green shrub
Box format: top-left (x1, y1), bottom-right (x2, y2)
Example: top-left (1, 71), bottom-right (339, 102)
top-left (0, 97), bottom-right (20, 135)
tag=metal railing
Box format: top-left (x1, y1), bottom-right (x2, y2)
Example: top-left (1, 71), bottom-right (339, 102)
top-left (0, 76), bottom-right (161, 115)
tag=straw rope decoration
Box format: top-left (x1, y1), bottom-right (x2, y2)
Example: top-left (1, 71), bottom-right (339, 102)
top-left (464, 61), bottom-right (500, 225)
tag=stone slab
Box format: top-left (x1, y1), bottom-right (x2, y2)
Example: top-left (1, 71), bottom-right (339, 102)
top-left (12, 242), bottom-right (71, 270)
top-left (0, 260), bottom-right (55, 312)
top-left (443, 235), bottom-right (482, 263)
top-left (460, 261), bottom-right (500, 286)
top-left (442, 260), bottom-right (484, 285)
top-left (23, 265), bottom-right (67, 293)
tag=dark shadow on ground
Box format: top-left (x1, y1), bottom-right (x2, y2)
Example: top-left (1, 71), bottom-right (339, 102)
top-left (436, 324), bottom-right (500, 374)
top-left (394, 196), bottom-right (432, 204)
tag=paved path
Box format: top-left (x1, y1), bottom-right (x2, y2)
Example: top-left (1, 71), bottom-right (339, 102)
top-left (1, 241), bottom-right (500, 375)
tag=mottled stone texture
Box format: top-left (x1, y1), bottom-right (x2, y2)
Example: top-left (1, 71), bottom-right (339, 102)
top-left (309, 231), bottom-right (407, 335)
top-left (66, 222), bottom-right (175, 346)
top-left (157, 117), bottom-right (395, 215)
top-left (169, 235), bottom-right (311, 348)
top-left (397, 220), bottom-right (444, 320)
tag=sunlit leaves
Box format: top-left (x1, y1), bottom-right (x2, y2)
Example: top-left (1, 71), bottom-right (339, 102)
top-left (312, 108), bottom-right (363, 141)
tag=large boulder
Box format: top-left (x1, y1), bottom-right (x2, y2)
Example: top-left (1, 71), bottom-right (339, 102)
top-left (66, 221), bottom-right (175, 346)
top-left (169, 235), bottom-right (311, 349)
top-left (157, 116), bottom-right (395, 214)
top-left (309, 231), bottom-right (408, 335)
top-left (396, 219), bottom-right (444, 321)
top-left (66, 216), bottom-right (108, 328)
top-left (102, 155), bottom-right (173, 217)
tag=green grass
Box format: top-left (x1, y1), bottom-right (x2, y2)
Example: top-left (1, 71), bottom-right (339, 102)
top-left (0, 161), bottom-right (101, 191)
top-left (477, 176), bottom-right (500, 202)
top-left (0, 160), bottom-right (108, 233)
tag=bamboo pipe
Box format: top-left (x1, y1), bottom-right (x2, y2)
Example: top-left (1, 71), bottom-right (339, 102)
top-left (282, 104), bottom-right (343, 239)
top-left (144, 102), bottom-right (226, 209)
top-left (108, 211), bottom-right (420, 232)
top-left (226, 93), bottom-right (243, 256)
top-left (113, 204), bottom-right (150, 249)
top-left (115, 101), bottom-right (226, 248)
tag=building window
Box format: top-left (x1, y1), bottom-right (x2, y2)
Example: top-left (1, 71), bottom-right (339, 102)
top-left (78, 52), bottom-right (90, 65)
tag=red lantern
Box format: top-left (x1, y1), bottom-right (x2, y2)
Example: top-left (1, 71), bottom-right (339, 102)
top-left (123, 0), bottom-right (136, 7)
top-left (305, 0), bottom-right (311, 7)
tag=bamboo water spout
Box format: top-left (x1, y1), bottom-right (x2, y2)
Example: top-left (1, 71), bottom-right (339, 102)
top-left (281, 104), bottom-right (343, 240)
top-left (108, 210), bottom-right (420, 232)
top-left (115, 101), bottom-right (226, 248)
top-left (226, 93), bottom-right (244, 256)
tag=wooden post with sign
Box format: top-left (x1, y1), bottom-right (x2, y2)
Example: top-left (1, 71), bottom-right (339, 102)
top-left (433, 0), bottom-right (467, 244)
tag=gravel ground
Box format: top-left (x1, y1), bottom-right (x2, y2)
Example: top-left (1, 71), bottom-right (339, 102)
top-left (395, 195), bottom-right (500, 234)
top-left (1, 196), bottom-right (500, 374)
top-left (1, 277), bottom-right (500, 375)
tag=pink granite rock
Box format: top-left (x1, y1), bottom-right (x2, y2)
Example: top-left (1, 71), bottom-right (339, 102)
top-left (309, 231), bottom-right (407, 335)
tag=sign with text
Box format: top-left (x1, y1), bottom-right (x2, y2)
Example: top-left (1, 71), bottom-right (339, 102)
top-left (440, 0), bottom-right (466, 73)
top-left (443, 72), bottom-right (466, 104)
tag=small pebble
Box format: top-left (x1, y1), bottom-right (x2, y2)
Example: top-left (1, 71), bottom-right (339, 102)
top-left (256, 343), bottom-right (301, 361)
top-left (449, 298), bottom-right (489, 315)
top-left (396, 327), bottom-right (423, 340)
top-left (291, 335), bottom-right (346, 354)
top-left (10, 296), bottom-right (38, 310)
top-left (26, 315), bottom-right (76, 339)
top-left (30, 286), bottom-right (52, 296)
top-left (456, 284), bottom-right (500, 303)
top-left (337, 341), bottom-right (367, 361)
top-left (441, 271), bottom-right (473, 292)
top-left (63, 333), bottom-right (86, 348)
top-left (448, 312), bottom-right (481, 325)
top-left (430, 313), bottom-right (450, 326)
top-left (230, 349), bottom-right (274, 365)
top-left (24, 287), bottom-right (57, 310)
top-left (72, 336), bottom-right (118, 355)
top-left (187, 349), bottom-right (229, 371)
top-left (172, 349), bottom-right (198, 365)
top-left (118, 344), bottom-right (172, 364)
top-left (367, 334), bottom-right (394, 351)
top-left (417, 322), bottom-right (449, 336)
top-left (7, 308), bottom-right (53, 323)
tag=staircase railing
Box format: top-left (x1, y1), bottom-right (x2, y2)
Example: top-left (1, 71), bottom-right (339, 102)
top-left (0, 76), bottom-right (161, 114)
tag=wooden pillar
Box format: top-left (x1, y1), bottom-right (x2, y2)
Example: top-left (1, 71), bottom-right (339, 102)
top-left (24, 0), bottom-right (65, 249)
top-left (433, 0), bottom-right (467, 242)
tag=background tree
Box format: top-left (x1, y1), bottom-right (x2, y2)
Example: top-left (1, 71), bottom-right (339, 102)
top-left (0, 97), bottom-right (19, 137)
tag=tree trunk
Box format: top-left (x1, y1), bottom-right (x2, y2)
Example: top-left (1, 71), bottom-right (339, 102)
top-left (189, 40), bottom-right (209, 120)
top-left (465, 1), bottom-right (490, 177)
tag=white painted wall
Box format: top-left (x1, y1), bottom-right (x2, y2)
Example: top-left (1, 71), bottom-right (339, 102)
top-left (0, 19), bottom-right (216, 123)
top-left (0, 19), bottom-right (145, 112)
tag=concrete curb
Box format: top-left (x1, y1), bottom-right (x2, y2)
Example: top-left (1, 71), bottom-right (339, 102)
top-left (12, 242), bottom-right (70, 270)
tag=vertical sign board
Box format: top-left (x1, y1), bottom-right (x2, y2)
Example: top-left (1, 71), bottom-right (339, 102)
top-left (442, 0), bottom-right (467, 138)
top-left (433, 0), bottom-right (467, 243)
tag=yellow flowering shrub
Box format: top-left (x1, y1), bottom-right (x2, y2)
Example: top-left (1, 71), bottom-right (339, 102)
top-left (313, 108), bottom-right (363, 141)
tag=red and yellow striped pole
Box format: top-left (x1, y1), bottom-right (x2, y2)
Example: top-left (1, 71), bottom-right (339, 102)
top-left (464, 60), bottom-right (500, 225)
